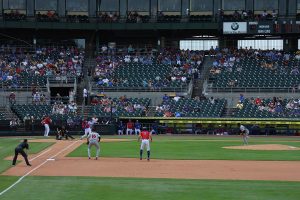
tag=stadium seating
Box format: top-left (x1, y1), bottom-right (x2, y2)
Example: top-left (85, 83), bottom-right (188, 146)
top-left (210, 56), bottom-right (300, 89)
top-left (89, 97), bottom-right (151, 117)
top-left (95, 63), bottom-right (189, 89)
top-left (11, 105), bottom-right (77, 120)
top-left (234, 98), bottom-right (299, 118)
top-left (155, 98), bottom-right (226, 117)
top-left (0, 47), bottom-right (84, 89)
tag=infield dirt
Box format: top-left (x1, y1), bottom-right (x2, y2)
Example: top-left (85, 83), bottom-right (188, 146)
top-left (3, 139), bottom-right (300, 181)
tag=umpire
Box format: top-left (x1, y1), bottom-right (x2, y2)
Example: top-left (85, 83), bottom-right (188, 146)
top-left (12, 139), bottom-right (32, 166)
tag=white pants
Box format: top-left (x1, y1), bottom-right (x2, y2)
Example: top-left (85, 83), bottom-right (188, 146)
top-left (140, 139), bottom-right (150, 151)
top-left (118, 130), bottom-right (123, 135)
top-left (44, 124), bottom-right (50, 136)
top-left (135, 129), bottom-right (141, 135)
top-left (88, 141), bottom-right (100, 158)
top-left (81, 128), bottom-right (91, 139)
top-left (126, 128), bottom-right (133, 135)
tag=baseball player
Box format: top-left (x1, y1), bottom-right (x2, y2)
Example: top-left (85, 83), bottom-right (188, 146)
top-left (126, 119), bottom-right (134, 135)
top-left (12, 139), bottom-right (31, 166)
top-left (41, 115), bottom-right (52, 137)
top-left (138, 127), bottom-right (152, 161)
top-left (56, 126), bottom-right (75, 140)
top-left (87, 130), bottom-right (101, 160)
top-left (118, 120), bottom-right (124, 135)
top-left (91, 115), bottom-right (99, 129)
top-left (239, 124), bottom-right (249, 145)
top-left (134, 120), bottom-right (141, 135)
top-left (81, 118), bottom-right (92, 139)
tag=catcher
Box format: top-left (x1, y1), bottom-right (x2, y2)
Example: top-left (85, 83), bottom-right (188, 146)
top-left (56, 126), bottom-right (75, 140)
top-left (86, 129), bottom-right (101, 160)
top-left (238, 124), bottom-right (249, 145)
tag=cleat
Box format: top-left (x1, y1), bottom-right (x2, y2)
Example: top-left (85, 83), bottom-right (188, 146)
top-left (27, 164), bottom-right (32, 166)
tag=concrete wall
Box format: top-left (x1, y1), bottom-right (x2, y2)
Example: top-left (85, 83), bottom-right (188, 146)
top-left (0, 91), bottom-right (50, 106)
top-left (90, 91), bottom-right (169, 106)
top-left (206, 92), bottom-right (300, 108)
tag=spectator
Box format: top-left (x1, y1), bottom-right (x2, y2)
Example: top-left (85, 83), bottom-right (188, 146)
top-left (163, 94), bottom-right (169, 101)
top-left (83, 88), bottom-right (88, 105)
top-left (239, 94), bottom-right (245, 103)
top-left (209, 97), bottom-right (215, 104)
top-left (8, 92), bottom-right (16, 105)
top-left (236, 101), bottom-right (243, 109)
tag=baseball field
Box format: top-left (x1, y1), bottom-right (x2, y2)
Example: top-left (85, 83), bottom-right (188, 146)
top-left (1, 135), bottom-right (300, 200)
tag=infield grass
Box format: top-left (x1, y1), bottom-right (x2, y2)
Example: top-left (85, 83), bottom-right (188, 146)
top-left (69, 136), bottom-right (300, 161)
top-left (0, 137), bottom-right (53, 173)
top-left (0, 176), bottom-right (300, 200)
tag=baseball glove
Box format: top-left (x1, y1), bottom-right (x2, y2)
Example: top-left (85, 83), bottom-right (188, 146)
top-left (86, 141), bottom-right (89, 145)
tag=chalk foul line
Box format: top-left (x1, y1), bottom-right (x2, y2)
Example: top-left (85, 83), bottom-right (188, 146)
top-left (0, 140), bottom-right (80, 196)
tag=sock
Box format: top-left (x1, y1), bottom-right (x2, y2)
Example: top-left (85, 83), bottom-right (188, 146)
top-left (147, 151), bottom-right (150, 159)
top-left (140, 150), bottom-right (143, 159)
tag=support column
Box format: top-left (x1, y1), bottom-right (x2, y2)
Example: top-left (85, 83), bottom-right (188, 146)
top-left (160, 36), bottom-right (165, 48)
top-left (96, 33), bottom-right (100, 53)
top-left (219, 37), bottom-right (238, 49)
top-left (283, 37), bottom-right (298, 52)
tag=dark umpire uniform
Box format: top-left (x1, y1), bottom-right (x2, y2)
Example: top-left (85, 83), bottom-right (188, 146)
top-left (12, 139), bottom-right (31, 166)
top-left (56, 126), bottom-right (75, 140)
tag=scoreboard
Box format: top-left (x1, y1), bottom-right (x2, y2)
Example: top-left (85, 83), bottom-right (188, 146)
top-left (223, 20), bottom-right (300, 35)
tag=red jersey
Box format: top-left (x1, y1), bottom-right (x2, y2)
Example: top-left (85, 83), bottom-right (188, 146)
top-left (42, 117), bottom-right (51, 125)
top-left (140, 131), bottom-right (151, 140)
top-left (82, 121), bottom-right (90, 129)
top-left (127, 122), bottom-right (134, 129)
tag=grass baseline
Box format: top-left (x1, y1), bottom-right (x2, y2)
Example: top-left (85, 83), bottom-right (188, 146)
top-left (68, 137), bottom-right (300, 161)
top-left (1, 176), bottom-right (300, 200)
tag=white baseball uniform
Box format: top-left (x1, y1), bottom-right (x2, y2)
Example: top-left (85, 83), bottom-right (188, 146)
top-left (87, 131), bottom-right (100, 159)
top-left (240, 125), bottom-right (249, 145)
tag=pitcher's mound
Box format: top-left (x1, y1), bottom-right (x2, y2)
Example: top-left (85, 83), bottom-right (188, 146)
top-left (223, 144), bottom-right (300, 151)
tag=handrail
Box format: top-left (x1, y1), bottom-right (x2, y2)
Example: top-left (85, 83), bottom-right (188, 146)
top-left (208, 86), bottom-right (295, 93)
top-left (46, 77), bottom-right (50, 93)
top-left (91, 84), bottom-right (190, 93)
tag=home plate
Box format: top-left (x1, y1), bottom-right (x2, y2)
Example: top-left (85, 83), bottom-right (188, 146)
top-left (47, 158), bottom-right (55, 161)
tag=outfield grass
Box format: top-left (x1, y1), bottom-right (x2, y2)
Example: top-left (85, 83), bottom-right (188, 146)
top-left (0, 176), bottom-right (300, 200)
top-left (0, 138), bottom-right (53, 173)
top-left (69, 136), bottom-right (300, 161)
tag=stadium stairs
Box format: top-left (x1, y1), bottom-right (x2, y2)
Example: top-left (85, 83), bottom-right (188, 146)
top-left (192, 57), bottom-right (214, 98)
top-left (0, 106), bottom-right (18, 120)
top-left (76, 105), bottom-right (91, 119)
top-left (145, 106), bottom-right (157, 117)
top-left (77, 56), bottom-right (96, 105)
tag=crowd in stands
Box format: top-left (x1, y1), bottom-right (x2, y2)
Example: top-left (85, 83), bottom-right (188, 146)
top-left (218, 9), bottom-right (277, 21)
top-left (157, 48), bottom-right (203, 78)
top-left (0, 46), bottom-right (84, 89)
top-left (93, 46), bottom-right (202, 89)
top-left (67, 13), bottom-right (89, 23)
top-left (97, 12), bottom-right (119, 23)
top-left (90, 95), bottom-right (147, 115)
top-left (156, 94), bottom-right (224, 117)
top-left (209, 47), bottom-right (300, 88)
top-left (4, 10), bottom-right (26, 21)
top-left (52, 101), bottom-right (78, 115)
top-left (235, 94), bottom-right (300, 117)
top-left (127, 12), bottom-right (150, 23)
top-left (36, 11), bottom-right (59, 22)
